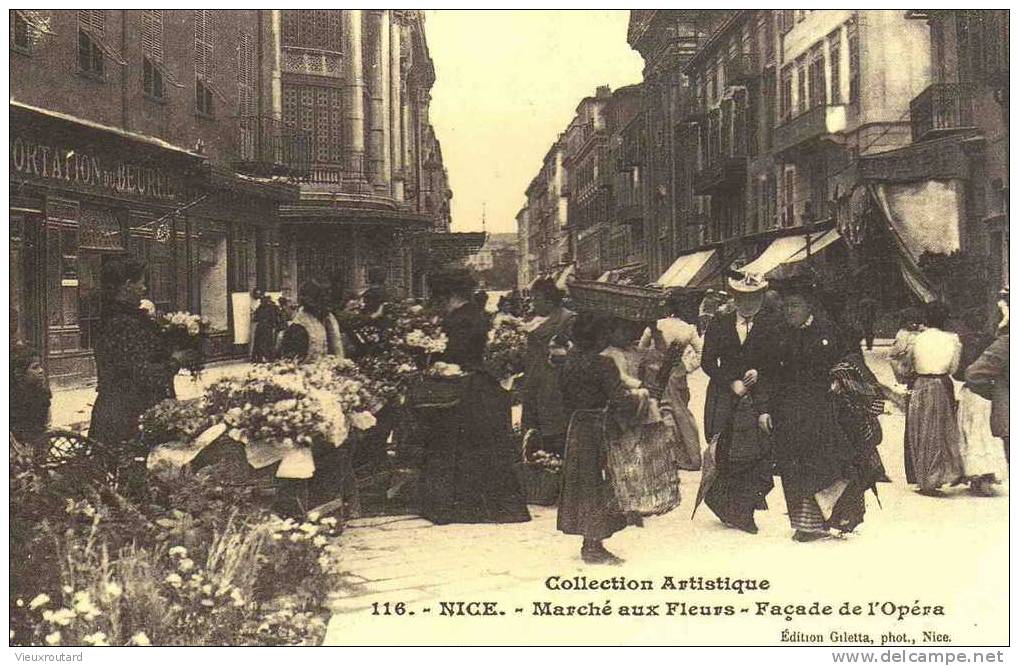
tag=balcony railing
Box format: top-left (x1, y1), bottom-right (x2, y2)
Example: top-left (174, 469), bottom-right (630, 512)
top-left (773, 104), bottom-right (848, 156)
top-left (910, 83), bottom-right (976, 142)
top-left (725, 53), bottom-right (758, 87)
top-left (234, 116), bottom-right (311, 181)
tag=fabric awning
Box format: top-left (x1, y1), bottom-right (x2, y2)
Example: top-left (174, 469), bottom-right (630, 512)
top-left (657, 249), bottom-right (717, 287)
top-left (783, 228), bottom-right (843, 265)
top-left (867, 180), bottom-right (963, 303)
top-left (740, 232), bottom-right (828, 276)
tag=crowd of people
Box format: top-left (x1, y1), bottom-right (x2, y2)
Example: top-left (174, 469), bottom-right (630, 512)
top-left (9, 255), bottom-right (1010, 567)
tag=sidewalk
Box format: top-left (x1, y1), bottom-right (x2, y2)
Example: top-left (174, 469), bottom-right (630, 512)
top-left (50, 360), bottom-right (253, 432)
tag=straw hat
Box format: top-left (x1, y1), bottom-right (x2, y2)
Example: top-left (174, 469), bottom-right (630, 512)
top-left (727, 270), bottom-right (769, 294)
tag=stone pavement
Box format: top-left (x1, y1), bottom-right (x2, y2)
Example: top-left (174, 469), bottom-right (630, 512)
top-left (322, 348), bottom-right (1009, 646)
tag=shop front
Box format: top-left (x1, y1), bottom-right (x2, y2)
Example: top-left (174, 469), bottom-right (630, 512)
top-left (10, 103), bottom-right (298, 385)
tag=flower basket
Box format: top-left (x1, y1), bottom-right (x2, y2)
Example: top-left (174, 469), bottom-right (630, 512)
top-left (568, 280), bottom-right (669, 322)
top-left (513, 461), bottom-right (561, 506)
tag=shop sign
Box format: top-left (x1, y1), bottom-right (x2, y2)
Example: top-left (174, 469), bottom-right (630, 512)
top-left (10, 135), bottom-right (182, 202)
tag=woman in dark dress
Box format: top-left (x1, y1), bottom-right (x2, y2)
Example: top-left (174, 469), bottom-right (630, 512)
top-left (758, 279), bottom-right (870, 542)
top-left (251, 294), bottom-right (283, 362)
top-left (557, 312), bottom-right (633, 564)
top-left (89, 259), bottom-right (183, 449)
top-left (408, 269), bottom-right (531, 525)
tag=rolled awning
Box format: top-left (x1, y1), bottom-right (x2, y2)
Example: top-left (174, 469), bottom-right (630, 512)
top-left (657, 249), bottom-right (717, 287)
top-left (740, 232), bottom-right (829, 276)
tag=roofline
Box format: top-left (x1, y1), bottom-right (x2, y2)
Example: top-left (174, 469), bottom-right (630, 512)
top-left (683, 10), bottom-right (747, 75)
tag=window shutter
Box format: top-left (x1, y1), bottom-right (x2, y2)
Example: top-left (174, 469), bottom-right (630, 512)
top-left (142, 10), bottom-right (163, 62)
top-left (78, 10), bottom-right (105, 36)
top-left (237, 31), bottom-right (255, 116)
top-left (194, 10), bottom-right (213, 79)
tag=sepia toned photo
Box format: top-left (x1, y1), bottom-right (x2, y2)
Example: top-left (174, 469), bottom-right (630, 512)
top-left (7, 7), bottom-right (1010, 653)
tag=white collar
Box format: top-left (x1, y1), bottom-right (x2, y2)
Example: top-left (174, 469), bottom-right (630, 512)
top-left (800, 315), bottom-right (815, 329)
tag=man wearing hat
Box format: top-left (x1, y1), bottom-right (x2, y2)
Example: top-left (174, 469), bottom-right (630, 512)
top-left (699, 271), bottom-right (778, 534)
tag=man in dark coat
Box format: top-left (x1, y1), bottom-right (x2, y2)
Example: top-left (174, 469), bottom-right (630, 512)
top-left (700, 272), bottom-right (778, 533)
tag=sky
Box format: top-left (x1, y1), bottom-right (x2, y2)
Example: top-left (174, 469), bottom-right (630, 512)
top-left (425, 10), bottom-right (645, 235)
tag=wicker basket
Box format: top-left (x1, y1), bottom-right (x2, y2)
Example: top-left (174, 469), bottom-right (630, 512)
top-left (513, 462), bottom-right (561, 506)
top-left (568, 280), bottom-right (669, 321)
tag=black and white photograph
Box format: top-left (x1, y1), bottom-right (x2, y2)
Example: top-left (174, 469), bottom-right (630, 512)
top-left (7, 6), bottom-right (1011, 653)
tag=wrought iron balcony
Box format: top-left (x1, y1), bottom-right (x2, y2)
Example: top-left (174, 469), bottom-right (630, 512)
top-left (910, 83), bottom-right (976, 142)
top-left (725, 53), bottom-right (758, 87)
top-left (773, 104), bottom-right (848, 156)
top-left (234, 116), bottom-right (311, 181)
top-left (693, 154), bottom-right (748, 194)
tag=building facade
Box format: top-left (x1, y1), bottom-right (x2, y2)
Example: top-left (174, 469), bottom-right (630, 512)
top-left (521, 139), bottom-right (570, 283)
top-left (9, 9), bottom-right (454, 384)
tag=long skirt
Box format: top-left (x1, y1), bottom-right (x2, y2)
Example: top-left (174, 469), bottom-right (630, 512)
top-left (414, 374), bottom-right (531, 525)
top-left (957, 387), bottom-right (1009, 482)
top-left (906, 375), bottom-right (963, 490)
top-left (664, 382), bottom-right (702, 471)
top-left (789, 479), bottom-right (867, 534)
top-left (704, 398), bottom-right (773, 528)
top-left (558, 410), bottom-right (627, 540)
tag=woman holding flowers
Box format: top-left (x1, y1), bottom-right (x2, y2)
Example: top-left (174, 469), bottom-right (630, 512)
top-left (89, 259), bottom-right (186, 449)
top-left (407, 268), bottom-right (530, 525)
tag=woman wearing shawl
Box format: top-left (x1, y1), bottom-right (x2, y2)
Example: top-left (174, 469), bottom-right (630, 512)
top-left (558, 313), bottom-right (644, 565)
top-left (757, 277), bottom-right (870, 541)
top-left (520, 278), bottom-right (575, 457)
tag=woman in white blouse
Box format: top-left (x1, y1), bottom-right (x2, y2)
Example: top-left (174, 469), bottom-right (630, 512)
top-left (906, 302), bottom-right (964, 496)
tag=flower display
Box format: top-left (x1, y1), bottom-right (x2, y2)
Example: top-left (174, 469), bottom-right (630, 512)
top-left (530, 449), bottom-right (564, 472)
top-left (484, 318), bottom-right (528, 381)
top-left (159, 311), bottom-right (211, 378)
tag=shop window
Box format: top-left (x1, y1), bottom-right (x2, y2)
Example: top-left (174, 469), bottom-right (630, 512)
top-left (198, 232), bottom-right (229, 331)
top-left (144, 56), bottom-right (164, 100)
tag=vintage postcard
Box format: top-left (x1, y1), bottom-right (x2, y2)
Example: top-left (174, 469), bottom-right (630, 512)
top-left (7, 7), bottom-right (1010, 654)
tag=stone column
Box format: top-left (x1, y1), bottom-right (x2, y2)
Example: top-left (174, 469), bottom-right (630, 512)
top-left (268, 11), bottom-right (283, 121)
top-left (365, 11), bottom-right (390, 192)
top-left (343, 10), bottom-right (366, 182)
top-left (390, 16), bottom-right (405, 201)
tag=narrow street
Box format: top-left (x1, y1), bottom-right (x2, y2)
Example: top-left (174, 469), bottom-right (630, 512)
top-left (46, 346), bottom-right (1009, 646)
top-left (320, 347), bottom-right (1009, 646)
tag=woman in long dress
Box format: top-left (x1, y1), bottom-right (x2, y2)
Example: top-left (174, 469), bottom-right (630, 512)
top-left (639, 290), bottom-right (703, 471)
top-left (520, 278), bottom-right (575, 457)
top-left (906, 302), bottom-right (964, 496)
top-left (90, 258), bottom-right (183, 449)
top-left (758, 279), bottom-right (870, 542)
top-left (888, 307), bottom-right (923, 481)
top-left (408, 269), bottom-right (531, 525)
top-left (558, 313), bottom-right (637, 565)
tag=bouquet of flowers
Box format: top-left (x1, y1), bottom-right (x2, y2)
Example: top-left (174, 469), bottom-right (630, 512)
top-left (484, 319), bottom-right (527, 382)
top-left (385, 301), bottom-right (447, 371)
top-left (160, 311), bottom-right (211, 378)
top-left (529, 449), bottom-right (563, 472)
